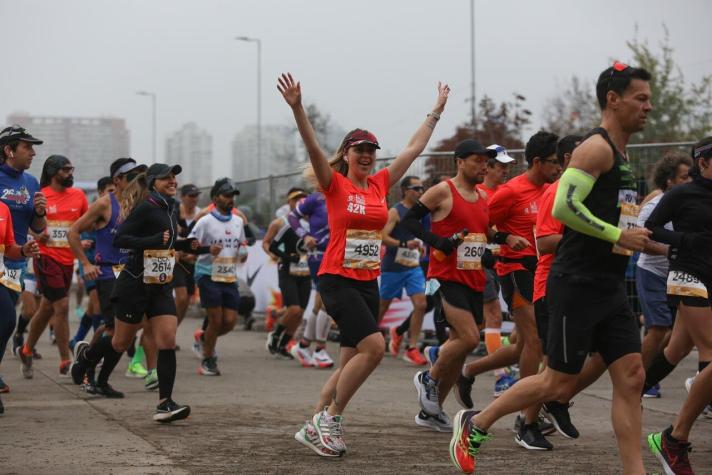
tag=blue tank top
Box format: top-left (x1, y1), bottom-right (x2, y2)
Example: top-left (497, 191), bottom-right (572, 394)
top-left (94, 193), bottom-right (129, 280)
top-left (382, 203), bottom-right (428, 273)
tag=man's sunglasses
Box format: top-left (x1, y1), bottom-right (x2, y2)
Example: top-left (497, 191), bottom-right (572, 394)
top-left (60, 166), bottom-right (75, 173)
top-left (406, 185), bottom-right (424, 192)
top-left (607, 61), bottom-right (630, 90)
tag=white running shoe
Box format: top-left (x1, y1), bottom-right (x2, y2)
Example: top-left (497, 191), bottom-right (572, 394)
top-left (414, 370), bottom-right (441, 416)
top-left (684, 374), bottom-right (712, 418)
top-left (415, 409), bottom-right (453, 432)
top-left (312, 348), bottom-right (334, 369)
top-left (312, 408), bottom-right (346, 454)
top-left (290, 345), bottom-right (315, 367)
top-left (294, 420), bottom-right (340, 457)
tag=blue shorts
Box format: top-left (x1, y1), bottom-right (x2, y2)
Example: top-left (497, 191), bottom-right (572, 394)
top-left (308, 259), bottom-right (322, 286)
top-left (197, 275), bottom-right (240, 311)
top-left (636, 267), bottom-right (675, 328)
top-left (380, 267), bottom-right (426, 300)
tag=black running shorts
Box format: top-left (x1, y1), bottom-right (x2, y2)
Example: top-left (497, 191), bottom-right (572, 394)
top-left (499, 269), bottom-right (534, 310)
top-left (95, 278), bottom-right (117, 328)
top-left (111, 274), bottom-right (176, 325)
top-left (533, 296), bottom-right (549, 350)
top-left (278, 272), bottom-right (312, 309)
top-left (546, 272), bottom-right (640, 375)
top-left (173, 260), bottom-right (196, 295)
top-left (318, 273), bottom-right (379, 348)
top-left (437, 280), bottom-right (484, 326)
top-left (197, 275), bottom-right (240, 311)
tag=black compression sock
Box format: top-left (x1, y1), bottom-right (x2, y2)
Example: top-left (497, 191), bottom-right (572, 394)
top-left (699, 361), bottom-right (710, 373)
top-left (273, 324), bottom-right (286, 338)
top-left (16, 315), bottom-right (30, 334)
top-left (97, 347), bottom-right (123, 385)
top-left (202, 317), bottom-right (209, 332)
top-left (157, 349), bottom-right (177, 400)
top-left (396, 313), bottom-right (412, 337)
top-left (126, 336), bottom-right (136, 358)
top-left (643, 352), bottom-right (676, 394)
top-left (278, 332), bottom-right (293, 350)
top-left (79, 314), bottom-right (92, 330)
top-left (85, 335), bottom-right (114, 364)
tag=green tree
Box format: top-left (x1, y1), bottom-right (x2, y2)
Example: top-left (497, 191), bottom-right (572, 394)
top-left (425, 93), bottom-right (531, 180)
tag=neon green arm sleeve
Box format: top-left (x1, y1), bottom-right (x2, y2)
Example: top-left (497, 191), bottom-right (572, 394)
top-left (552, 168), bottom-right (622, 244)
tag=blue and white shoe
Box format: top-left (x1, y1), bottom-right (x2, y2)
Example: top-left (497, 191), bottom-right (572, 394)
top-left (643, 383), bottom-right (661, 399)
top-left (493, 374), bottom-right (517, 398)
top-left (424, 345), bottom-right (439, 367)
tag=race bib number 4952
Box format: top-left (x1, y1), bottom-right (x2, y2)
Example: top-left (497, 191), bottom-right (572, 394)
top-left (343, 229), bottom-right (381, 270)
top-left (143, 249), bottom-right (175, 284)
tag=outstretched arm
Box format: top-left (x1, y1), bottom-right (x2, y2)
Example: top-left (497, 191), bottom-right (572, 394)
top-left (278, 73), bottom-right (332, 190)
top-left (387, 82), bottom-right (450, 187)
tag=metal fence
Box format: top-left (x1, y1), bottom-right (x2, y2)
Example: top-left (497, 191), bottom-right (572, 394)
top-left (203, 141), bottom-right (695, 230)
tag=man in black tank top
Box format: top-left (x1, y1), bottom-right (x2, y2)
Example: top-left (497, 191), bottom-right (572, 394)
top-left (449, 64), bottom-right (654, 474)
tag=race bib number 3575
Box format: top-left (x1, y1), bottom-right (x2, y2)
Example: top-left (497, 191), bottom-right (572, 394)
top-left (47, 220), bottom-right (72, 248)
top-left (343, 229), bottom-right (381, 270)
top-left (143, 249), bottom-right (175, 284)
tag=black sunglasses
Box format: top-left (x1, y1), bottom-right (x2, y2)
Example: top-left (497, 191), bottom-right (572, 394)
top-left (60, 166), bottom-right (75, 173)
top-left (406, 185), bottom-right (425, 192)
top-left (607, 61), bottom-right (630, 90)
top-left (539, 158), bottom-right (563, 166)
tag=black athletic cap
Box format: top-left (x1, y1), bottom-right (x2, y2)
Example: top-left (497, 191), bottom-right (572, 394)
top-left (181, 184), bottom-right (201, 196)
top-left (0, 124), bottom-right (43, 145)
top-left (146, 163), bottom-right (181, 188)
top-left (454, 139), bottom-right (497, 159)
top-left (210, 177), bottom-right (240, 198)
top-left (693, 137), bottom-right (712, 159)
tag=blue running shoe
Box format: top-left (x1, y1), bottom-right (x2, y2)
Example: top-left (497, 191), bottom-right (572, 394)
top-left (643, 383), bottom-right (661, 399)
top-left (493, 374), bottom-right (517, 398)
top-left (424, 345), bottom-right (439, 367)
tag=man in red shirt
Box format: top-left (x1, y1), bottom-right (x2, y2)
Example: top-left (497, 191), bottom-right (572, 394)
top-left (475, 144), bottom-right (516, 395)
top-left (460, 131), bottom-right (562, 450)
top-left (20, 155), bottom-right (88, 378)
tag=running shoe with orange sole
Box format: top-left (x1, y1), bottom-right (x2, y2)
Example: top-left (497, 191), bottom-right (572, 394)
top-left (403, 347), bottom-right (427, 366)
top-left (450, 409), bottom-right (491, 474)
top-left (389, 326), bottom-right (403, 356)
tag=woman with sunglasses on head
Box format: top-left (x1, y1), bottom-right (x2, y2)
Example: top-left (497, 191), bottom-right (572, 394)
top-left (644, 137), bottom-right (712, 475)
top-left (278, 72), bottom-right (450, 457)
top-left (73, 163), bottom-right (209, 422)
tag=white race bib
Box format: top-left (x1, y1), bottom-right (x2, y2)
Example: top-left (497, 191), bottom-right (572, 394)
top-left (612, 190), bottom-right (640, 256)
top-left (456, 233), bottom-right (488, 270)
top-left (667, 271), bottom-right (708, 299)
top-left (212, 256), bottom-right (237, 283)
top-left (46, 220), bottom-right (71, 248)
top-left (0, 268), bottom-right (22, 293)
top-left (289, 254), bottom-right (310, 277)
top-left (343, 229), bottom-right (381, 270)
top-left (143, 249), bottom-right (175, 284)
top-left (394, 246), bottom-right (420, 268)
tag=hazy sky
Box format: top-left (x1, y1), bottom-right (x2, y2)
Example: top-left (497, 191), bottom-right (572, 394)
top-left (2, 0), bottom-right (709, 181)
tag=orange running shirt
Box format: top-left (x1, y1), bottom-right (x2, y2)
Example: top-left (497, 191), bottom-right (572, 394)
top-left (318, 168), bottom-right (390, 281)
top-left (533, 181), bottom-right (562, 302)
top-left (39, 186), bottom-right (88, 265)
top-left (0, 201), bottom-right (16, 249)
top-left (488, 173), bottom-right (548, 276)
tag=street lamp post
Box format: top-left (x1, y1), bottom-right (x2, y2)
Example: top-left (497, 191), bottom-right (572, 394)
top-left (235, 36), bottom-right (262, 178)
top-left (136, 90), bottom-right (157, 163)
top-left (470, 0), bottom-right (476, 127)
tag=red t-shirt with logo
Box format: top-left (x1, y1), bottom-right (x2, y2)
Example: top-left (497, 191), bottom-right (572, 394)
top-left (488, 173), bottom-right (548, 276)
top-left (319, 168), bottom-right (390, 281)
top-left (39, 186), bottom-right (88, 265)
top-left (533, 181), bottom-right (562, 302)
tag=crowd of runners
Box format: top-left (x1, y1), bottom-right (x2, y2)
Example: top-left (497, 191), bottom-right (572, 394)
top-left (0, 61), bottom-right (710, 474)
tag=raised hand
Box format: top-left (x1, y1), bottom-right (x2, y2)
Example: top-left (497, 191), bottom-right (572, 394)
top-left (277, 73), bottom-right (302, 108)
top-left (432, 82), bottom-right (451, 114)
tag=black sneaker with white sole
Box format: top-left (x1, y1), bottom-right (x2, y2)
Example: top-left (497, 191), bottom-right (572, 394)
top-left (92, 383), bottom-right (125, 399)
top-left (515, 423), bottom-right (553, 451)
top-left (153, 399), bottom-right (191, 423)
top-left (542, 401), bottom-right (579, 439)
top-left (512, 414), bottom-right (556, 436)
